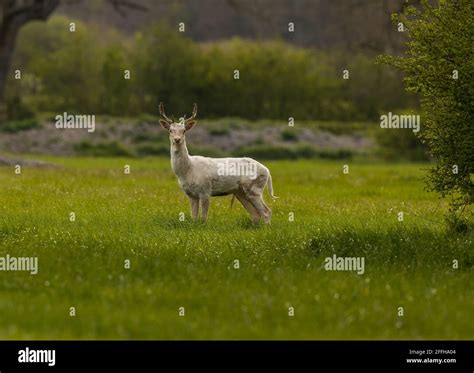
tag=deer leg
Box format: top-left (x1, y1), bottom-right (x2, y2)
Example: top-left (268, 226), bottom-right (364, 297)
top-left (260, 196), bottom-right (272, 221)
top-left (189, 196), bottom-right (199, 219)
top-left (240, 174), bottom-right (270, 224)
top-left (200, 196), bottom-right (210, 221)
top-left (235, 192), bottom-right (261, 224)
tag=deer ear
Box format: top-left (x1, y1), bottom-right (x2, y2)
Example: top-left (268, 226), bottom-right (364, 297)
top-left (185, 120), bottom-right (197, 131)
top-left (159, 119), bottom-right (171, 130)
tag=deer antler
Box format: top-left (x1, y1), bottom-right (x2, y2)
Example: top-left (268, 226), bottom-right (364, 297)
top-left (159, 102), bottom-right (173, 123)
top-left (185, 103), bottom-right (198, 124)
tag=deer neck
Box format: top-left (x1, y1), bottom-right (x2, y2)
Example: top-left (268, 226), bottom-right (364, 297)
top-left (171, 141), bottom-right (191, 177)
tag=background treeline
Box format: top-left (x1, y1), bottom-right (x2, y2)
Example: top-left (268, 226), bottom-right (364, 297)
top-left (7, 16), bottom-right (416, 121)
top-left (56, 0), bottom-right (418, 52)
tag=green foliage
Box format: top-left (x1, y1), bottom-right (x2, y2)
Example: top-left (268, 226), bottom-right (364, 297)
top-left (137, 113), bottom-right (159, 125)
top-left (8, 16), bottom-right (135, 117)
top-left (133, 25), bottom-right (201, 115)
top-left (7, 17), bottom-right (415, 123)
top-left (5, 96), bottom-right (35, 120)
top-left (199, 39), bottom-right (340, 120)
top-left (205, 117), bottom-right (250, 130)
top-left (234, 144), bottom-right (352, 160)
top-left (74, 141), bottom-right (134, 157)
top-left (281, 128), bottom-right (298, 142)
top-left (0, 118), bottom-right (40, 133)
top-left (379, 0), bottom-right (473, 212)
top-left (445, 211), bottom-right (471, 235)
top-left (235, 144), bottom-right (306, 160)
top-left (135, 143), bottom-right (170, 156)
top-left (12, 17), bottom-right (106, 113)
top-left (375, 127), bottom-right (429, 162)
top-left (101, 47), bottom-right (133, 115)
top-left (337, 52), bottom-right (418, 121)
top-left (312, 121), bottom-right (372, 135)
top-left (374, 110), bottom-right (429, 161)
top-left (318, 149), bottom-right (353, 160)
top-left (208, 126), bottom-right (230, 136)
top-left (188, 145), bottom-right (226, 158)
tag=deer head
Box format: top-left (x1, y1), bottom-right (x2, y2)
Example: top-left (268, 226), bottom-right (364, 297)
top-left (159, 103), bottom-right (197, 146)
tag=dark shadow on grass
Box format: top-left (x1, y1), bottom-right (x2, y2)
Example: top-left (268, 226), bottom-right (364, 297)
top-left (307, 225), bottom-right (473, 271)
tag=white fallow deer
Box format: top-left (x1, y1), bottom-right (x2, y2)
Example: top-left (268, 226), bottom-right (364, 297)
top-left (159, 103), bottom-right (277, 224)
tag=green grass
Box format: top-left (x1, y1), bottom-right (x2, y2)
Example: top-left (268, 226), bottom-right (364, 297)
top-left (0, 157), bottom-right (472, 340)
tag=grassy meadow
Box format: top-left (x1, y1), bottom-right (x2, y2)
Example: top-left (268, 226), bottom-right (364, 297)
top-left (0, 157), bottom-right (472, 339)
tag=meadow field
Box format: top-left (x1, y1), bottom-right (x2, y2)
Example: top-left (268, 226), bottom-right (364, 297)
top-left (0, 157), bottom-right (472, 340)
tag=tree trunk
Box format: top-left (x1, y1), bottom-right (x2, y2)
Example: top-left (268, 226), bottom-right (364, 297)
top-left (0, 0), bottom-right (60, 123)
top-left (0, 18), bottom-right (20, 122)
top-left (0, 0), bottom-right (143, 124)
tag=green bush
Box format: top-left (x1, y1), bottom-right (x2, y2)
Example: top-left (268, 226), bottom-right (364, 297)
top-left (235, 144), bottom-right (353, 160)
top-left (138, 114), bottom-right (159, 125)
top-left (205, 118), bottom-right (250, 130)
top-left (445, 211), bottom-right (471, 235)
top-left (375, 127), bottom-right (429, 162)
top-left (11, 16), bottom-right (107, 114)
top-left (188, 146), bottom-right (226, 158)
top-left (133, 142), bottom-right (352, 160)
top-left (133, 24), bottom-right (201, 116)
top-left (235, 145), bottom-right (299, 160)
top-left (281, 129), bottom-right (298, 142)
top-left (379, 1), bottom-right (473, 212)
top-left (315, 121), bottom-right (371, 135)
top-left (1, 118), bottom-right (40, 133)
top-left (101, 46), bottom-right (133, 115)
top-left (74, 141), bottom-right (134, 157)
top-left (5, 96), bottom-right (35, 121)
top-left (135, 143), bottom-right (170, 156)
top-left (136, 143), bottom-right (226, 158)
top-left (132, 130), bottom-right (166, 144)
top-left (374, 111), bottom-right (429, 162)
top-left (236, 144), bottom-right (318, 160)
top-left (318, 149), bottom-right (353, 160)
top-left (208, 126), bottom-right (230, 136)
top-left (6, 17), bottom-right (416, 122)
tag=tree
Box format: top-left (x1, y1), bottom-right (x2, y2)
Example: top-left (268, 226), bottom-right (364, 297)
top-left (0, 0), bottom-right (145, 122)
top-left (379, 0), bottom-right (473, 224)
top-left (225, 0), bottom-right (419, 52)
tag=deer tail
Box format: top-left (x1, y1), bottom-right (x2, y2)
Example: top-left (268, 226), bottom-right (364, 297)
top-left (267, 172), bottom-right (278, 200)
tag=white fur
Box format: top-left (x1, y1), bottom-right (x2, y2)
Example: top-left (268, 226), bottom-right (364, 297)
top-left (164, 122), bottom-right (277, 224)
